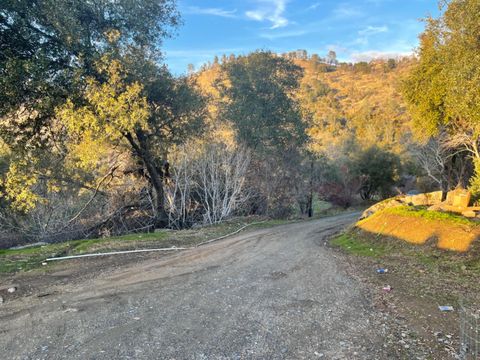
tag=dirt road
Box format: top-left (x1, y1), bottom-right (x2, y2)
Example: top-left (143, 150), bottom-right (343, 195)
top-left (0, 213), bottom-right (392, 359)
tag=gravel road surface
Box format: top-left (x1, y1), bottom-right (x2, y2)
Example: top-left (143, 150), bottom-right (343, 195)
top-left (0, 213), bottom-right (391, 359)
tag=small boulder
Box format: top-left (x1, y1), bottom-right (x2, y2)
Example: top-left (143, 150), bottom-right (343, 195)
top-left (462, 210), bottom-right (477, 218)
top-left (454, 193), bottom-right (471, 208)
top-left (427, 204), bottom-right (444, 212)
top-left (426, 191), bottom-right (443, 205)
top-left (447, 188), bottom-right (471, 208)
top-left (7, 287), bottom-right (16, 294)
top-left (410, 194), bottom-right (429, 206)
top-left (360, 197), bottom-right (405, 219)
top-left (409, 191), bottom-right (443, 206)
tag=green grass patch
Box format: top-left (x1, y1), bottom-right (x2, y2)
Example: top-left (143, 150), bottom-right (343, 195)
top-left (332, 229), bottom-right (480, 281)
top-left (0, 230), bottom-right (172, 273)
top-left (331, 228), bottom-right (480, 315)
top-left (331, 233), bottom-right (387, 257)
top-left (383, 206), bottom-right (478, 226)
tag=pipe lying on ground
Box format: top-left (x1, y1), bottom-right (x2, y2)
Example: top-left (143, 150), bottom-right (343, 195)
top-left (195, 221), bottom-right (265, 247)
top-left (45, 247), bottom-right (187, 261)
top-left (45, 221), bottom-right (267, 262)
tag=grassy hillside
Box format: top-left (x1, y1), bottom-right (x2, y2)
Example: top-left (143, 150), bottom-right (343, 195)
top-left (294, 57), bottom-right (416, 154)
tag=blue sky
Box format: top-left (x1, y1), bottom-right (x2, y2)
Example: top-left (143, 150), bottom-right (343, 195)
top-left (163, 0), bottom-right (440, 74)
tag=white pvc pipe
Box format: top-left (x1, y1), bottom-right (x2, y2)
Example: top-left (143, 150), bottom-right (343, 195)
top-left (45, 220), bottom-right (267, 262)
top-left (45, 247), bottom-right (187, 261)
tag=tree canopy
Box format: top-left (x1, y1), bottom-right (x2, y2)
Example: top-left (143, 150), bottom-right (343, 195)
top-left (218, 51), bottom-right (306, 153)
top-left (402, 0), bottom-right (480, 193)
top-left (0, 0), bottom-right (179, 151)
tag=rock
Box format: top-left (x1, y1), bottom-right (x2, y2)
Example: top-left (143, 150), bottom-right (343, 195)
top-left (453, 190), bottom-right (471, 208)
top-left (446, 188), bottom-right (471, 208)
top-left (446, 190), bottom-right (455, 205)
top-left (410, 194), bottom-right (429, 206)
top-left (63, 307), bottom-right (78, 313)
top-left (427, 204), bottom-right (443, 211)
top-left (7, 287), bottom-right (16, 293)
top-left (360, 197), bottom-right (405, 219)
top-left (462, 210), bottom-right (477, 218)
top-left (427, 191), bottom-right (443, 204)
top-left (409, 191), bottom-right (443, 206)
top-left (411, 193), bottom-right (441, 206)
top-left (0, 296), bottom-right (3, 304)
top-left (362, 191), bottom-right (445, 220)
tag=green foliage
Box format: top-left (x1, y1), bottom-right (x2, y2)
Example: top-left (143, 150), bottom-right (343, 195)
top-left (469, 159), bottom-right (480, 198)
top-left (331, 233), bottom-right (387, 257)
top-left (384, 58), bottom-right (397, 72)
top-left (351, 146), bottom-right (401, 199)
top-left (3, 159), bottom-right (42, 211)
top-left (0, 0), bottom-right (179, 150)
top-left (402, 22), bottom-right (447, 138)
top-left (403, 0), bottom-right (480, 194)
top-left (59, 58), bottom-right (150, 149)
top-left (55, 56), bottom-right (207, 225)
top-left (384, 206), bottom-right (479, 226)
top-left (0, 0), bottom-right (183, 217)
top-left (353, 61), bottom-right (371, 74)
top-left (218, 51), bottom-right (306, 152)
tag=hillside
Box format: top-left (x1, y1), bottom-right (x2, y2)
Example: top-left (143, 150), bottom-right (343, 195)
top-left (294, 56), bottom-right (416, 155)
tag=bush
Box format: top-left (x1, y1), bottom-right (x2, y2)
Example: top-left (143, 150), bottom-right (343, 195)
top-left (317, 162), bottom-right (364, 208)
top-left (351, 146), bottom-right (401, 200)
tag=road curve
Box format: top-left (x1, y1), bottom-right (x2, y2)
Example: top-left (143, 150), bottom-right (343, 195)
top-left (1, 213), bottom-right (389, 359)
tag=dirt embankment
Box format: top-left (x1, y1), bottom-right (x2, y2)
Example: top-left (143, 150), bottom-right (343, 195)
top-left (357, 207), bottom-right (480, 252)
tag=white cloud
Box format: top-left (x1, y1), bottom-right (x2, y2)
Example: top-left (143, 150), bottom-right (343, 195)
top-left (350, 50), bottom-right (413, 62)
top-left (259, 29), bottom-right (308, 40)
top-left (307, 2), bottom-right (321, 11)
top-left (358, 25), bottom-right (388, 36)
top-left (333, 3), bottom-right (364, 19)
top-left (184, 6), bottom-right (237, 18)
top-left (246, 0), bottom-right (289, 29)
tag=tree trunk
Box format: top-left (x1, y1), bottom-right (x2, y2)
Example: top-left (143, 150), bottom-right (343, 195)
top-left (307, 159), bottom-right (314, 218)
top-left (125, 130), bottom-right (168, 228)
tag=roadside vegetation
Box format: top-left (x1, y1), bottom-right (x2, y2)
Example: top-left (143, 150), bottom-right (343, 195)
top-left (0, 200), bottom-right (347, 274)
top-left (0, 217), bottom-right (287, 274)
